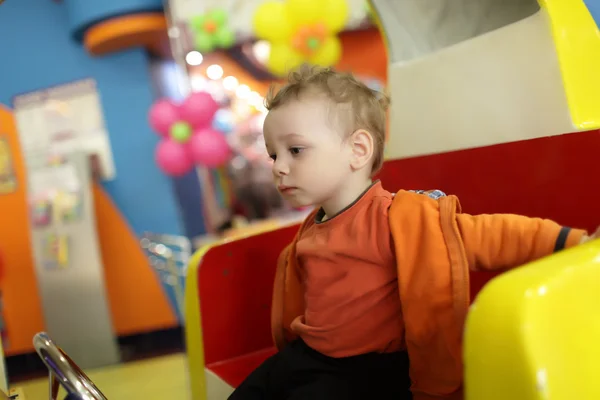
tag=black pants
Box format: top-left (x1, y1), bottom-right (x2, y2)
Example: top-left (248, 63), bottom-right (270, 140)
top-left (228, 339), bottom-right (412, 400)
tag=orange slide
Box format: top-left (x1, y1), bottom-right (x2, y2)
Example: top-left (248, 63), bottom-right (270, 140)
top-left (0, 105), bottom-right (176, 356)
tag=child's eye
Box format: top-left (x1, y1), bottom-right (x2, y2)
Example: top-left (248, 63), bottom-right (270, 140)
top-left (290, 147), bottom-right (304, 156)
top-left (269, 154), bottom-right (277, 161)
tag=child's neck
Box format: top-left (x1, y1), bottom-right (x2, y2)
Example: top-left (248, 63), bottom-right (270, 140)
top-left (320, 178), bottom-right (373, 220)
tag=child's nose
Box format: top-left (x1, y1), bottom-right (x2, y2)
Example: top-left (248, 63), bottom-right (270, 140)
top-left (273, 159), bottom-right (289, 176)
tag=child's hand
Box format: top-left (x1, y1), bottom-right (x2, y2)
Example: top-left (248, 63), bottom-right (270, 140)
top-left (580, 226), bottom-right (600, 244)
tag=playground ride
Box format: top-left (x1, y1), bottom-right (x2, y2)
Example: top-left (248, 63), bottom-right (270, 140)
top-left (183, 226), bottom-right (600, 400)
top-left (184, 0), bottom-right (600, 399)
top-left (26, 235), bottom-right (600, 399)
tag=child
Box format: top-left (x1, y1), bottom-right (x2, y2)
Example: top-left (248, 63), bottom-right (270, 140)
top-left (228, 65), bottom-right (598, 400)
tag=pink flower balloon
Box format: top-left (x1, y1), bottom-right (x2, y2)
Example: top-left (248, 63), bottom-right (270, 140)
top-left (149, 99), bottom-right (180, 136)
top-left (179, 91), bottom-right (219, 129)
top-left (155, 139), bottom-right (193, 176)
top-left (189, 128), bottom-right (232, 168)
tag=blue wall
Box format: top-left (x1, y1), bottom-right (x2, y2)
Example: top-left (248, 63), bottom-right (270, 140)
top-left (0, 0), bottom-right (183, 237)
top-left (584, 0), bottom-right (600, 27)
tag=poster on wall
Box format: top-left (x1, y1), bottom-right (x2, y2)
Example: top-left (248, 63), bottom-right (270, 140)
top-left (0, 137), bottom-right (16, 195)
top-left (12, 78), bottom-right (115, 181)
top-left (41, 233), bottom-right (70, 270)
top-left (28, 158), bottom-right (83, 227)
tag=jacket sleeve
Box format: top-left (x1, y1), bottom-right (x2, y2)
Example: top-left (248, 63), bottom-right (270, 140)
top-left (456, 213), bottom-right (587, 272)
top-left (271, 243), bottom-right (292, 350)
top-left (272, 213), bottom-right (315, 350)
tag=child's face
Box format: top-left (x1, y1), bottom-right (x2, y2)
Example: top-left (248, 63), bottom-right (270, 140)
top-left (263, 97), bottom-right (353, 210)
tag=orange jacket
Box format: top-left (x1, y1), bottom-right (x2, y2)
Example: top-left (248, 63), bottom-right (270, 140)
top-left (271, 190), bottom-right (586, 399)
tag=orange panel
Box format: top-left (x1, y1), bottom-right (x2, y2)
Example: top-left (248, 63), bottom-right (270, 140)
top-left (84, 13), bottom-right (168, 56)
top-left (93, 183), bottom-right (178, 335)
top-left (0, 105), bottom-right (177, 355)
top-left (337, 29), bottom-right (387, 83)
top-left (0, 106), bottom-right (45, 355)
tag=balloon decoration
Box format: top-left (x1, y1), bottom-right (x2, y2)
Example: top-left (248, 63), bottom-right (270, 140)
top-left (252, 0), bottom-right (350, 77)
top-left (148, 92), bottom-right (232, 176)
top-left (190, 8), bottom-right (236, 53)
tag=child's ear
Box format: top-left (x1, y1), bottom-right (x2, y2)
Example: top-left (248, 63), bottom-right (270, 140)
top-left (349, 129), bottom-right (374, 171)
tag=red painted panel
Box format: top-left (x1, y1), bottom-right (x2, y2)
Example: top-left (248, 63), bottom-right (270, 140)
top-left (208, 347), bottom-right (277, 388)
top-left (377, 130), bottom-right (600, 300)
top-left (200, 130), bottom-right (600, 381)
top-left (199, 224), bottom-right (299, 365)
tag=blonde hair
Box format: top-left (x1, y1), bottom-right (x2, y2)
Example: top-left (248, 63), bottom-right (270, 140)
top-left (265, 64), bottom-right (389, 175)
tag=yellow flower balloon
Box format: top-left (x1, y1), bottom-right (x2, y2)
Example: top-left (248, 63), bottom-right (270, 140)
top-left (252, 0), bottom-right (350, 77)
top-left (309, 36), bottom-right (342, 67)
top-left (285, 0), bottom-right (323, 30)
top-left (322, 0), bottom-right (350, 33)
top-left (268, 43), bottom-right (305, 77)
top-left (252, 1), bottom-right (292, 43)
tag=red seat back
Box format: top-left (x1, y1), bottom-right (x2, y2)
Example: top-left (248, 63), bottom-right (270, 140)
top-left (377, 131), bottom-right (600, 302)
top-left (198, 224), bottom-right (299, 365)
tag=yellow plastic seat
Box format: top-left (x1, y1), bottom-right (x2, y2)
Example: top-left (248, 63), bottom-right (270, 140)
top-left (464, 239), bottom-right (600, 399)
top-left (539, 0), bottom-right (600, 130)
